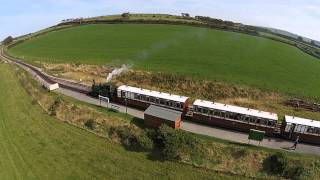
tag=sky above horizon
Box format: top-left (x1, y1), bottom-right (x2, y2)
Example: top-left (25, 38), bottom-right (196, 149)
top-left (1, 0), bottom-right (320, 41)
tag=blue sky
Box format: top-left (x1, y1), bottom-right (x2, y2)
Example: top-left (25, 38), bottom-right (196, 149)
top-left (1, 0), bottom-right (320, 41)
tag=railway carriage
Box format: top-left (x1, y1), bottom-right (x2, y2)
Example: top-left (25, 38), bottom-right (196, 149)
top-left (282, 115), bottom-right (320, 144)
top-left (192, 99), bottom-right (278, 136)
top-left (116, 85), bottom-right (189, 112)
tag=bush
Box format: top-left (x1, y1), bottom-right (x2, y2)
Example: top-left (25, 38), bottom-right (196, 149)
top-left (285, 161), bottom-right (310, 180)
top-left (156, 124), bottom-right (199, 160)
top-left (265, 152), bottom-right (289, 175)
top-left (84, 119), bottom-right (95, 130)
top-left (48, 97), bottom-right (62, 116)
top-left (109, 125), bottom-right (153, 152)
top-left (136, 132), bottom-right (154, 151)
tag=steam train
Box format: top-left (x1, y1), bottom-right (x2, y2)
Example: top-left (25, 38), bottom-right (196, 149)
top-left (97, 84), bottom-right (320, 145)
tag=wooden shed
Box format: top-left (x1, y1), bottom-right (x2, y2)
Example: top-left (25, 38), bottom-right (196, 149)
top-left (144, 105), bottom-right (182, 129)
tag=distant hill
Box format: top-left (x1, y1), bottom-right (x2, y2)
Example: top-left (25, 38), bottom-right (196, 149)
top-left (265, 27), bottom-right (320, 47)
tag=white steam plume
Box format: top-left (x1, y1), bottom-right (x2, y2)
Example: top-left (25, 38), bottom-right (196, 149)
top-left (106, 64), bottom-right (129, 82)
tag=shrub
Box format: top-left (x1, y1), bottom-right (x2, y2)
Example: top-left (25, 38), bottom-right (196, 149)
top-left (156, 124), bottom-right (199, 160)
top-left (48, 97), bottom-right (62, 116)
top-left (285, 161), bottom-right (310, 180)
top-left (84, 119), bottom-right (95, 130)
top-left (109, 125), bottom-right (153, 152)
top-left (136, 132), bottom-right (154, 151)
top-left (265, 152), bottom-right (289, 175)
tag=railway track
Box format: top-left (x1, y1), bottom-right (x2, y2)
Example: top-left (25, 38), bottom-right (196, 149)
top-left (0, 46), bottom-right (91, 94)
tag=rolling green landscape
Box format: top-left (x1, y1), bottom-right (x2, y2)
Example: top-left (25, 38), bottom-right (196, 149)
top-left (0, 63), bottom-right (237, 179)
top-left (9, 24), bottom-right (320, 99)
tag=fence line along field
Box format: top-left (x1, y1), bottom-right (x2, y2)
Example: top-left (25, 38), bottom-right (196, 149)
top-left (9, 24), bottom-right (320, 98)
top-left (0, 63), bottom-right (234, 179)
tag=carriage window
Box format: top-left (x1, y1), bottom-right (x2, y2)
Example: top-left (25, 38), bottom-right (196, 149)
top-left (295, 125), bottom-right (302, 133)
top-left (156, 98), bottom-right (160, 104)
top-left (300, 126), bottom-right (307, 133)
top-left (214, 111), bottom-right (220, 116)
top-left (249, 117), bottom-right (256, 123)
top-left (225, 112), bottom-right (230, 119)
top-left (220, 111), bottom-right (226, 118)
top-left (209, 110), bottom-right (214, 115)
top-left (134, 94), bottom-right (139, 99)
top-left (235, 114), bottom-right (242, 121)
top-left (121, 91), bottom-right (126, 97)
top-left (268, 120), bottom-right (275, 127)
top-left (180, 103), bottom-right (184, 108)
top-left (307, 127), bottom-right (313, 134)
top-left (202, 108), bottom-right (208, 114)
top-left (160, 99), bottom-right (165, 105)
top-left (285, 124), bottom-right (291, 132)
top-left (256, 118), bottom-right (261, 124)
top-left (244, 116), bottom-right (250, 122)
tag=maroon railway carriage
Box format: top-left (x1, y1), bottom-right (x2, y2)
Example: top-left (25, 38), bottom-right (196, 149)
top-left (115, 85), bottom-right (189, 113)
top-left (191, 99), bottom-right (279, 136)
top-left (281, 115), bottom-right (320, 145)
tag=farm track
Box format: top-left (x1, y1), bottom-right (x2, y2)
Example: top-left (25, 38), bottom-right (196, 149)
top-left (1, 46), bottom-right (320, 156)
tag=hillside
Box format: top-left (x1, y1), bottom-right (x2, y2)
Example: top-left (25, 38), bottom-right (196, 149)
top-left (9, 23), bottom-right (320, 98)
top-left (0, 63), bottom-right (233, 179)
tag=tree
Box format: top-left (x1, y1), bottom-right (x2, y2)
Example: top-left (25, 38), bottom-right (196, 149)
top-left (181, 13), bottom-right (190, 17)
top-left (311, 40), bottom-right (316, 46)
top-left (121, 12), bottom-right (130, 18)
top-left (2, 36), bottom-right (13, 45)
top-left (297, 36), bottom-right (303, 42)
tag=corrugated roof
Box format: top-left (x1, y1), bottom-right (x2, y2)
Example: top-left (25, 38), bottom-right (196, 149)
top-left (118, 85), bottom-right (188, 103)
top-left (145, 105), bottom-right (182, 122)
top-left (193, 99), bottom-right (278, 120)
top-left (285, 115), bottom-right (320, 128)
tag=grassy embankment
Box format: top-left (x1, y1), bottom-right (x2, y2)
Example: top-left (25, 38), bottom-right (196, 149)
top-left (9, 24), bottom-right (320, 100)
top-left (0, 62), bottom-right (239, 179)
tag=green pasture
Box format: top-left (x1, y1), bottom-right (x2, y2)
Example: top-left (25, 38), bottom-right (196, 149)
top-left (9, 24), bottom-right (320, 98)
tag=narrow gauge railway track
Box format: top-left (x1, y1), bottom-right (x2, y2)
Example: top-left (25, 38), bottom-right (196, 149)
top-left (0, 46), bottom-right (91, 94)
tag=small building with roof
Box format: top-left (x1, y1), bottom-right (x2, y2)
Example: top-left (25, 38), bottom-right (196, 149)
top-left (144, 105), bottom-right (182, 129)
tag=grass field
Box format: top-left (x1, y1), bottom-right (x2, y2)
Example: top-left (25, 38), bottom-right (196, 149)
top-left (9, 24), bottom-right (320, 99)
top-left (0, 63), bottom-right (238, 179)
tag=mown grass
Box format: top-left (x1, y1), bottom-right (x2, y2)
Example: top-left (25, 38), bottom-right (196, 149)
top-left (0, 63), bottom-right (239, 179)
top-left (9, 24), bottom-right (320, 99)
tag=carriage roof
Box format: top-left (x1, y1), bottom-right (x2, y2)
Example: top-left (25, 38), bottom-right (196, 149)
top-left (118, 85), bottom-right (189, 103)
top-left (193, 99), bottom-right (278, 120)
top-left (285, 115), bottom-right (320, 128)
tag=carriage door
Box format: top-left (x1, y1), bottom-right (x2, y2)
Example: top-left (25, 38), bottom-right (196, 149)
top-left (289, 123), bottom-right (296, 139)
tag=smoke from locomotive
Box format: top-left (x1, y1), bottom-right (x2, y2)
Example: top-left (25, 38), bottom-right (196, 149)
top-left (106, 64), bottom-right (129, 82)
